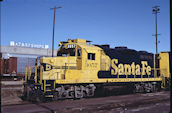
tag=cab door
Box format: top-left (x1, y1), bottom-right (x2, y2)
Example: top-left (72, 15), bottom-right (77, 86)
top-left (76, 47), bottom-right (82, 70)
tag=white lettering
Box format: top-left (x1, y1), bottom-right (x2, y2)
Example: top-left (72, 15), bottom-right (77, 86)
top-left (10, 41), bottom-right (49, 49)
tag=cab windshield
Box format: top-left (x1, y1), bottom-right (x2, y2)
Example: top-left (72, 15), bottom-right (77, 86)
top-left (57, 48), bottom-right (75, 56)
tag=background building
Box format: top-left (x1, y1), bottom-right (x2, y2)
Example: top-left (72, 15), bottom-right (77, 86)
top-left (0, 45), bottom-right (57, 77)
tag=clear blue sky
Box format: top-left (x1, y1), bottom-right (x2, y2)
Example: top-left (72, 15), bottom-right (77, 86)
top-left (1, 0), bottom-right (170, 53)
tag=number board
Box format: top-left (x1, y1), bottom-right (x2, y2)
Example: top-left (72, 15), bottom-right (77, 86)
top-left (67, 44), bottom-right (76, 48)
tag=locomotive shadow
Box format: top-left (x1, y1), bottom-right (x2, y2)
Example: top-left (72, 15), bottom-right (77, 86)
top-left (94, 85), bottom-right (135, 98)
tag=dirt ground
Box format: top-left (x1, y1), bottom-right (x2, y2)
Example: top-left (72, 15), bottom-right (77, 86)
top-left (1, 81), bottom-right (170, 113)
top-left (1, 81), bottom-right (27, 106)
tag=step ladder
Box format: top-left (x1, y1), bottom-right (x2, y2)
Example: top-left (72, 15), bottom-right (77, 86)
top-left (43, 80), bottom-right (54, 98)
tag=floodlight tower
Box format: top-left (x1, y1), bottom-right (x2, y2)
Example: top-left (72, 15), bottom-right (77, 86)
top-left (152, 6), bottom-right (160, 54)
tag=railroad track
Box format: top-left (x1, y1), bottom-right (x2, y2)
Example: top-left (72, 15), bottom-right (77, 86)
top-left (1, 91), bottom-right (170, 113)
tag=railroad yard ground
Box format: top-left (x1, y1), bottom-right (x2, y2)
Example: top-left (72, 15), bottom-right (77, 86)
top-left (1, 81), bottom-right (170, 113)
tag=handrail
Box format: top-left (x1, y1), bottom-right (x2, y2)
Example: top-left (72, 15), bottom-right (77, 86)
top-left (63, 63), bottom-right (77, 70)
top-left (34, 66), bottom-right (37, 83)
top-left (40, 65), bottom-right (43, 90)
top-left (29, 66), bottom-right (32, 80)
top-left (25, 67), bottom-right (27, 82)
top-left (24, 65), bottom-right (44, 90)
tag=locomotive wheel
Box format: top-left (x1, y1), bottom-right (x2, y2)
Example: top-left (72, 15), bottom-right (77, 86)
top-left (134, 84), bottom-right (144, 93)
top-left (74, 86), bottom-right (83, 99)
top-left (53, 92), bottom-right (58, 101)
top-left (35, 96), bottom-right (42, 103)
top-left (30, 90), bottom-right (44, 102)
top-left (53, 91), bottom-right (62, 100)
top-left (23, 85), bottom-right (32, 101)
top-left (69, 91), bottom-right (75, 98)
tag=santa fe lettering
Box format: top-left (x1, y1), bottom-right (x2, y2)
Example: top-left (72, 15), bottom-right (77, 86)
top-left (111, 59), bottom-right (151, 76)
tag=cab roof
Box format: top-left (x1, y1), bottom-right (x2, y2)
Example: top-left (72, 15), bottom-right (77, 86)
top-left (60, 39), bottom-right (102, 51)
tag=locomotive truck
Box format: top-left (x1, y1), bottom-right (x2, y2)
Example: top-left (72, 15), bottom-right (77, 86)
top-left (22, 39), bottom-right (171, 101)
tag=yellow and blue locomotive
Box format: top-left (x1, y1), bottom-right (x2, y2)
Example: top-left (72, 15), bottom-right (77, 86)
top-left (22, 39), bottom-right (171, 101)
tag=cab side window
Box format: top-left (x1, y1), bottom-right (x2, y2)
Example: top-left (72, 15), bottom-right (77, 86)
top-left (88, 53), bottom-right (95, 60)
top-left (77, 48), bottom-right (81, 57)
top-left (69, 49), bottom-right (75, 56)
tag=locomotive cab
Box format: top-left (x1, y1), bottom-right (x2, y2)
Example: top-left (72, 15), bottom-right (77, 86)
top-left (38, 39), bottom-right (103, 81)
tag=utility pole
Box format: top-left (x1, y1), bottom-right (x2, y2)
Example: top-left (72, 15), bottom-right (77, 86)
top-left (152, 6), bottom-right (160, 54)
top-left (50, 6), bottom-right (62, 57)
top-left (170, 0), bottom-right (172, 113)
